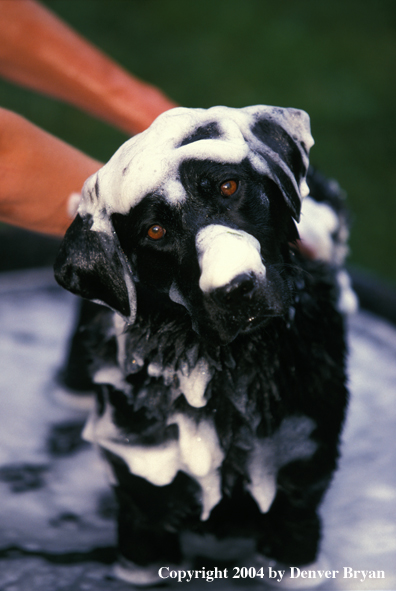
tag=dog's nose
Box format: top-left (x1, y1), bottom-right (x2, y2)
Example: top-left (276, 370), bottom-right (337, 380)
top-left (212, 273), bottom-right (258, 307)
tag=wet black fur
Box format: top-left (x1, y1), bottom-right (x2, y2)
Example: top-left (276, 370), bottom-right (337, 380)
top-left (55, 157), bottom-right (349, 569)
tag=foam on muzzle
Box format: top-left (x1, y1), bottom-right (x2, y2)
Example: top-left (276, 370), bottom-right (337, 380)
top-left (196, 224), bottom-right (266, 293)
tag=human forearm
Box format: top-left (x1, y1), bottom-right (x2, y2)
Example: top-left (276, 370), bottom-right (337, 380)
top-left (0, 0), bottom-right (177, 135)
top-left (0, 108), bottom-right (101, 236)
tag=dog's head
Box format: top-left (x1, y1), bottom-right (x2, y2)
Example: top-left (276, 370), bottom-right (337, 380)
top-left (55, 105), bottom-right (313, 344)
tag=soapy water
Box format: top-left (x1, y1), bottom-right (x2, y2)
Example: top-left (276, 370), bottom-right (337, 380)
top-left (80, 105), bottom-right (312, 227)
top-left (0, 268), bottom-right (395, 590)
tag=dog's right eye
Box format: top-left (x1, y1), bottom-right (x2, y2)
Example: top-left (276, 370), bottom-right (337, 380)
top-left (147, 225), bottom-right (166, 240)
top-left (220, 180), bottom-right (239, 197)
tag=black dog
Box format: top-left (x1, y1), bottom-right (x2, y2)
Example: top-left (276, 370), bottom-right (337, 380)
top-left (55, 105), bottom-right (349, 586)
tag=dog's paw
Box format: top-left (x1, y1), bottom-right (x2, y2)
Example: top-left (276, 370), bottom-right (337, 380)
top-left (113, 557), bottom-right (192, 587)
top-left (49, 382), bottom-right (96, 413)
top-left (112, 557), bottom-right (164, 586)
top-left (249, 553), bottom-right (331, 589)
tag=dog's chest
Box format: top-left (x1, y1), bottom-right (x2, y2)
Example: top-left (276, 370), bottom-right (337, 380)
top-left (83, 311), bottom-right (318, 520)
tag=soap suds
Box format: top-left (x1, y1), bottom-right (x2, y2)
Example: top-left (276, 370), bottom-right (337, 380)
top-left (246, 416), bottom-right (317, 513)
top-left (78, 105), bottom-right (313, 232)
top-left (246, 438), bottom-right (277, 513)
top-left (196, 224), bottom-right (266, 293)
top-left (83, 403), bottom-right (224, 520)
top-left (297, 197), bottom-right (339, 262)
top-left (176, 358), bottom-right (213, 408)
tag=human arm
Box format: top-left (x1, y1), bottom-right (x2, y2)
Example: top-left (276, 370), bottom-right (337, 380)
top-left (0, 0), bottom-right (178, 236)
top-left (0, 0), bottom-right (177, 135)
top-left (0, 107), bottom-right (101, 236)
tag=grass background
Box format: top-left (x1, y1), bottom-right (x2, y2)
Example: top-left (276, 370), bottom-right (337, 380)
top-left (1, 0), bottom-right (395, 284)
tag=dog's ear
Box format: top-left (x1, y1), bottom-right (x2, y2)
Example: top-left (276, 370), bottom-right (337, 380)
top-left (248, 106), bottom-right (314, 221)
top-left (54, 176), bottom-right (136, 323)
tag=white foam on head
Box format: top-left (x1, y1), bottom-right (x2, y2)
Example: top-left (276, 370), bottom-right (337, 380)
top-left (78, 105), bottom-right (313, 230)
top-left (66, 191), bottom-right (81, 218)
top-left (196, 224), bottom-right (266, 293)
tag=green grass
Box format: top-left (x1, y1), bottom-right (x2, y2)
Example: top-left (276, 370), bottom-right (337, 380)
top-left (1, 0), bottom-right (395, 283)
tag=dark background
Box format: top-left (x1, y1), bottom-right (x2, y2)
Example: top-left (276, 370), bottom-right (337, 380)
top-left (1, 0), bottom-right (395, 287)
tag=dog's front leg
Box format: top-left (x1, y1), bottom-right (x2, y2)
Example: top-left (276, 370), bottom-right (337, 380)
top-left (106, 452), bottom-right (201, 584)
top-left (255, 453), bottom-right (335, 569)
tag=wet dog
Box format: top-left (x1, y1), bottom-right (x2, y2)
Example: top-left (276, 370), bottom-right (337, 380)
top-left (55, 105), bottom-right (350, 586)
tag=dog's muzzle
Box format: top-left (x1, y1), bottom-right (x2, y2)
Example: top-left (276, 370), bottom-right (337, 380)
top-left (197, 225), bottom-right (266, 293)
top-left (196, 225), bottom-right (270, 343)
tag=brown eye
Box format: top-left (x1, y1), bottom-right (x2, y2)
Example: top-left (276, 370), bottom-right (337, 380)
top-left (147, 225), bottom-right (166, 240)
top-left (220, 179), bottom-right (238, 197)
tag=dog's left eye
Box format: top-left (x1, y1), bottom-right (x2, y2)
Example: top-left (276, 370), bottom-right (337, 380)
top-left (220, 180), bottom-right (238, 197)
top-left (147, 225), bottom-right (166, 240)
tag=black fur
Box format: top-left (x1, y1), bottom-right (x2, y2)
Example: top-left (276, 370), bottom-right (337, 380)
top-left (83, 247), bottom-right (347, 568)
top-left (54, 106), bottom-right (349, 577)
top-left (56, 214), bottom-right (131, 317)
